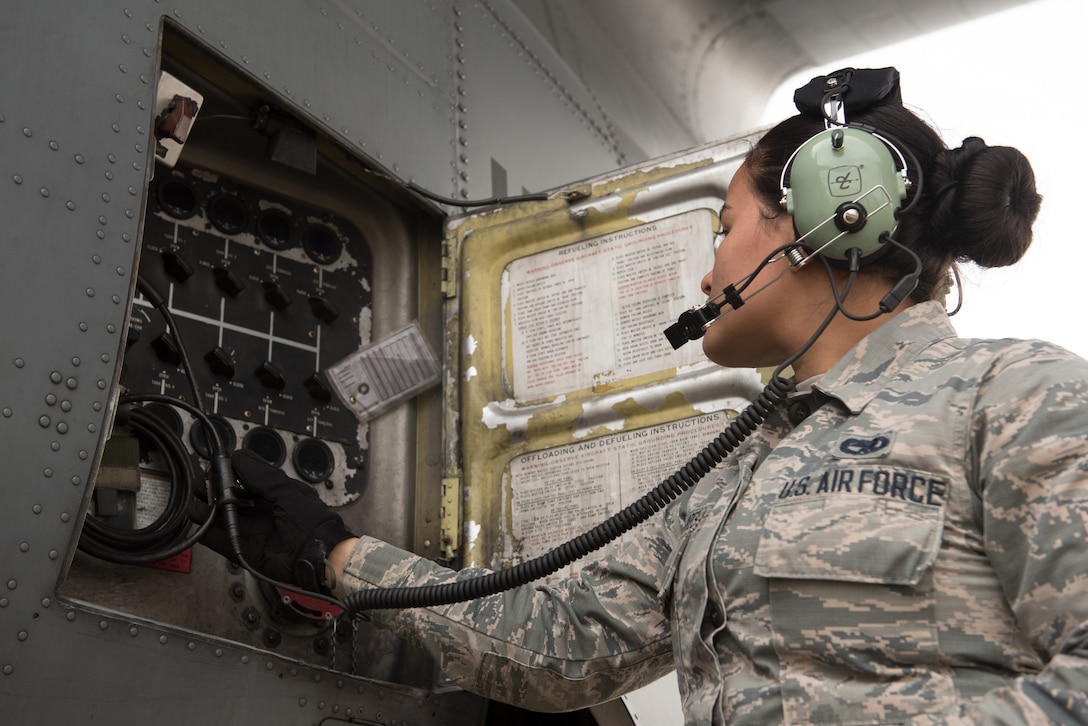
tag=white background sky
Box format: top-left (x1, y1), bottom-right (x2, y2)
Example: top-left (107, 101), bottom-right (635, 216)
top-left (760, 0), bottom-right (1088, 359)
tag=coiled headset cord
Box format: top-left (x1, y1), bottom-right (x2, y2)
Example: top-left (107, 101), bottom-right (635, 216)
top-left (343, 374), bottom-right (793, 612)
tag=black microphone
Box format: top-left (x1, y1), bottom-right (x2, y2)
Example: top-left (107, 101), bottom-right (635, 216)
top-left (664, 284), bottom-right (744, 349)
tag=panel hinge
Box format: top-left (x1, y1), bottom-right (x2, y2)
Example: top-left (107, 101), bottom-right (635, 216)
top-left (439, 476), bottom-right (462, 562)
top-left (441, 230), bottom-right (460, 299)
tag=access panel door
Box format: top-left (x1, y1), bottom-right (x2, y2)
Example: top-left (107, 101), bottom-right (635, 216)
top-left (448, 130), bottom-right (769, 576)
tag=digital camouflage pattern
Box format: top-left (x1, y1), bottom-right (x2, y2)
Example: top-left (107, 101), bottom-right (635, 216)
top-left (341, 301), bottom-right (1088, 724)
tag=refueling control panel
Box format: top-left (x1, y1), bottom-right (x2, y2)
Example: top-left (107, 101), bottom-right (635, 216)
top-left (124, 163), bottom-right (372, 501)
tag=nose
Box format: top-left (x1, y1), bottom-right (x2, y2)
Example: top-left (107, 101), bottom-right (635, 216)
top-left (701, 270), bottom-right (713, 296)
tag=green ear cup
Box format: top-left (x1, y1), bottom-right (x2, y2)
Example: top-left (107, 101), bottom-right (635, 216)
top-left (783, 126), bottom-right (908, 263)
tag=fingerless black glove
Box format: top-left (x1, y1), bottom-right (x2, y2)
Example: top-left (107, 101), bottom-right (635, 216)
top-left (192, 449), bottom-right (355, 594)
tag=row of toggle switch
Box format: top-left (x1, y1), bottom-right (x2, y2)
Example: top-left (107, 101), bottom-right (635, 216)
top-left (160, 250), bottom-right (341, 322)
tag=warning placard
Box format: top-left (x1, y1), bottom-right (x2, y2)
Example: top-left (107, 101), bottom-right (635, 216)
top-left (504, 211), bottom-right (713, 400)
top-left (507, 412), bottom-right (729, 575)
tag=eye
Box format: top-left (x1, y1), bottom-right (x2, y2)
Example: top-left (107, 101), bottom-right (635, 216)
top-left (713, 227), bottom-right (729, 251)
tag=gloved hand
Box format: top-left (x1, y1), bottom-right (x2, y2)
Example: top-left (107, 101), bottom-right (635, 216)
top-left (191, 449), bottom-right (355, 594)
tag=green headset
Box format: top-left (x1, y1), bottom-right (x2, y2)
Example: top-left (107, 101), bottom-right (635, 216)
top-left (780, 68), bottom-right (912, 265)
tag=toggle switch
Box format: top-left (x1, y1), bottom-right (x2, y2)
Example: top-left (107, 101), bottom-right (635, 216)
top-left (204, 346), bottom-right (236, 379)
top-left (263, 281), bottom-right (293, 311)
top-left (255, 360), bottom-right (287, 390)
top-left (308, 295), bottom-right (340, 324)
top-left (161, 251), bottom-right (195, 283)
top-left (213, 266), bottom-right (246, 297)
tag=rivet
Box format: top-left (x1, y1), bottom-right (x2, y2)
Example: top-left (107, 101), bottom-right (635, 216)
top-left (60, 401), bottom-right (71, 412)
top-left (3, 666), bottom-right (12, 676)
top-left (14, 358), bottom-right (25, 368)
top-left (49, 141), bottom-right (58, 150)
top-left (66, 201), bottom-right (75, 210)
top-left (99, 620), bottom-right (109, 631)
top-left (118, 64), bottom-right (127, 74)
top-left (39, 187), bottom-right (50, 197)
top-left (71, 476), bottom-right (81, 486)
top-left (41, 598), bottom-right (50, 608)
top-left (188, 642), bottom-right (196, 651)
top-left (2, 409), bottom-right (12, 418)
top-left (215, 649), bottom-right (223, 657)
top-left (46, 393), bottom-right (57, 405)
top-left (105, 171), bottom-right (113, 180)
top-left (49, 550), bottom-right (58, 560)
top-left (129, 626), bottom-right (139, 637)
top-left (22, 127), bottom-right (32, 137)
top-left (56, 422), bottom-right (68, 434)
top-left (115, 94), bottom-right (124, 104)
top-left (50, 442), bottom-right (60, 451)
top-left (66, 377), bottom-right (77, 389)
top-left (12, 175), bottom-right (23, 185)
top-left (61, 513), bottom-right (70, 522)
top-left (86, 287), bottom-right (95, 297)
top-left (111, 123), bottom-right (121, 133)
top-left (0, 598), bottom-right (7, 607)
top-left (38, 416), bottom-right (51, 428)
top-left (107, 324), bottom-right (116, 333)
top-left (7, 580), bottom-right (17, 590)
top-left (79, 450), bottom-right (88, 460)
top-left (67, 611), bottom-right (76, 622)
top-left (43, 468), bottom-right (53, 478)
top-left (32, 504), bottom-right (42, 514)
top-left (75, 154), bottom-right (85, 164)
top-left (241, 655), bottom-right (250, 664)
top-left (299, 699), bottom-right (307, 707)
top-left (71, 356), bottom-right (81, 367)
top-left (19, 543), bottom-right (29, 552)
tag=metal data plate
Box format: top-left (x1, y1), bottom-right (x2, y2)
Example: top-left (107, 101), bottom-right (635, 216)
top-left (448, 130), bottom-right (771, 576)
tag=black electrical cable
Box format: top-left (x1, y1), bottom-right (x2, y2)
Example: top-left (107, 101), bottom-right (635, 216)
top-left (404, 181), bottom-right (551, 209)
top-left (78, 404), bottom-right (203, 565)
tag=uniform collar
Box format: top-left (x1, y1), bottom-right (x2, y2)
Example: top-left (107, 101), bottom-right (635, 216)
top-left (807, 300), bottom-right (957, 415)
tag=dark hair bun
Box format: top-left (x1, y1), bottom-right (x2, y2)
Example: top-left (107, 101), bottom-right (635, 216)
top-left (930, 137), bottom-right (1041, 269)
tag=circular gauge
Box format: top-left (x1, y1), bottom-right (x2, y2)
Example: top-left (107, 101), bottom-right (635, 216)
top-left (142, 403), bottom-right (185, 438)
top-left (257, 208), bottom-right (293, 250)
top-left (242, 426), bottom-right (287, 467)
top-left (301, 223), bottom-right (343, 265)
top-left (189, 415), bottom-right (237, 460)
top-left (207, 193), bottom-right (248, 235)
top-left (157, 179), bottom-right (198, 219)
top-left (292, 437), bottom-right (335, 484)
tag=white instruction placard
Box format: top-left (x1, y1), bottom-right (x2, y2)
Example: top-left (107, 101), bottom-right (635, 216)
top-left (507, 412), bottom-right (729, 575)
top-left (505, 211), bottom-right (713, 400)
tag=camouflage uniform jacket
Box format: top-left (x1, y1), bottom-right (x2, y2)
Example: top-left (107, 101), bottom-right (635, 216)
top-left (341, 301), bottom-right (1088, 724)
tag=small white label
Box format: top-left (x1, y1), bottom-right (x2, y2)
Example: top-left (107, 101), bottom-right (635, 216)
top-left (325, 322), bottom-right (440, 422)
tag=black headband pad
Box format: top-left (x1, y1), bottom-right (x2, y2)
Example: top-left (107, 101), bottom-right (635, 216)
top-left (793, 67), bottom-right (902, 118)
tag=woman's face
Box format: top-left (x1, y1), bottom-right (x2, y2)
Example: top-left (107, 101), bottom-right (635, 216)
top-left (699, 163), bottom-right (806, 368)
